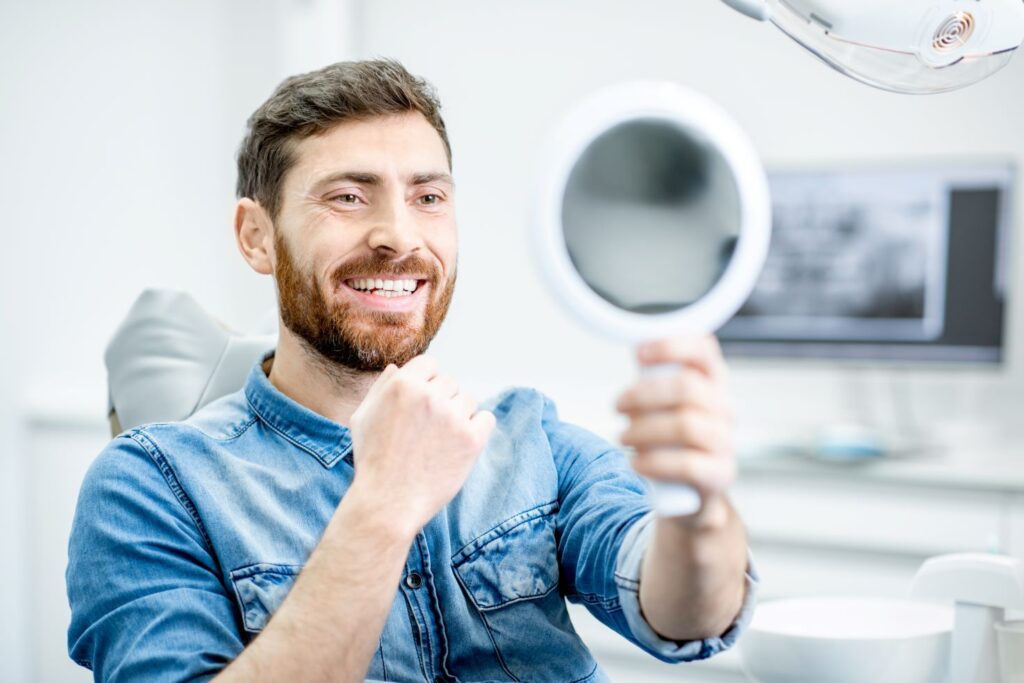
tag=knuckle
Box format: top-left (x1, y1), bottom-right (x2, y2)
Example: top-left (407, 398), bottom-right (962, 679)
top-left (708, 422), bottom-right (731, 454)
top-left (721, 456), bottom-right (738, 483)
top-left (391, 373), bottom-right (415, 393)
top-left (674, 456), bottom-right (699, 483)
top-left (674, 412), bottom-right (695, 442)
top-left (674, 371), bottom-right (692, 400)
top-left (427, 391), bottom-right (448, 412)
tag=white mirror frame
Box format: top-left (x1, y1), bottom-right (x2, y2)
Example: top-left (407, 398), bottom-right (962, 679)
top-left (534, 81), bottom-right (773, 343)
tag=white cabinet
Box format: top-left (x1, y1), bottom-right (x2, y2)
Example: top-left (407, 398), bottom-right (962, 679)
top-left (24, 414), bottom-right (107, 683)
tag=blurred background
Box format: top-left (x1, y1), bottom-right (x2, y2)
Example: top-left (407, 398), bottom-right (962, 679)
top-left (2, 0), bottom-right (1023, 681)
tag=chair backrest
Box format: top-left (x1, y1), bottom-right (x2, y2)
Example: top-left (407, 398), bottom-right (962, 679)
top-left (106, 289), bottom-right (276, 434)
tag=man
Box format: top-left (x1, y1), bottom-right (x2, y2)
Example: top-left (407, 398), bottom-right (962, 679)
top-left (67, 59), bottom-right (756, 682)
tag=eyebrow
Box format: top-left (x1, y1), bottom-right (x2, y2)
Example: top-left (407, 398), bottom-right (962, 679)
top-left (410, 172), bottom-right (454, 187)
top-left (312, 170), bottom-right (454, 192)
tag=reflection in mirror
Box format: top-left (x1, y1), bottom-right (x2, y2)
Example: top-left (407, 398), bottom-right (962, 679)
top-left (561, 119), bottom-right (742, 314)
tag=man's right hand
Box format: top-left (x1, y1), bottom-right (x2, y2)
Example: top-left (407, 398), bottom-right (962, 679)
top-left (216, 354), bottom-right (490, 683)
top-left (347, 355), bottom-right (496, 535)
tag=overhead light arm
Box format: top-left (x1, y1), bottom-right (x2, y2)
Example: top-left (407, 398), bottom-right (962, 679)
top-left (719, 0), bottom-right (1024, 93)
top-left (720, 0), bottom-right (769, 21)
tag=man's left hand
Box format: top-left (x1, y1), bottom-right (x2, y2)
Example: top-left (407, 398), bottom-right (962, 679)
top-left (615, 334), bottom-right (736, 524)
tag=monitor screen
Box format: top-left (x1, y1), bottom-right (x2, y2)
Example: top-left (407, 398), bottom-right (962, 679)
top-left (719, 163), bottom-right (1013, 364)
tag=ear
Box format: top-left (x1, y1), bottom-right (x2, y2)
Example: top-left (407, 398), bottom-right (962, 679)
top-left (235, 198), bottom-right (275, 275)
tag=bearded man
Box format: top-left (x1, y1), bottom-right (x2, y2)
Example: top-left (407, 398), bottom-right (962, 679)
top-left (67, 59), bottom-right (756, 683)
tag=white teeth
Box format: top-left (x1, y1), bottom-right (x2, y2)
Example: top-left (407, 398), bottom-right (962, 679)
top-left (349, 278), bottom-right (420, 293)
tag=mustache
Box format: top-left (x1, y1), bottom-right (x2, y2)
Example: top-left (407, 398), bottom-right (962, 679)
top-left (329, 254), bottom-right (440, 289)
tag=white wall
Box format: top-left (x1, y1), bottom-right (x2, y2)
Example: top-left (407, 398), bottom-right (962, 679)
top-left (356, 0), bottom-right (1024, 449)
top-left (0, 1), bottom-right (358, 680)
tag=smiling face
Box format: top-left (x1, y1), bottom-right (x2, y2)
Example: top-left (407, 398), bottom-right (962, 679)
top-left (267, 111), bottom-right (458, 371)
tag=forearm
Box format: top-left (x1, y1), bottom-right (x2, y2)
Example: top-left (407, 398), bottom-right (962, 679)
top-left (637, 495), bottom-right (748, 641)
top-left (215, 485), bottom-right (413, 683)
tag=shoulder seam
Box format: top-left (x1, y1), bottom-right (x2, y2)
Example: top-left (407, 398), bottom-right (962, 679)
top-left (126, 429), bottom-right (216, 553)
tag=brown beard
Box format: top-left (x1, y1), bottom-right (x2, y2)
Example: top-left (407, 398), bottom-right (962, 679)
top-left (274, 230), bottom-right (456, 372)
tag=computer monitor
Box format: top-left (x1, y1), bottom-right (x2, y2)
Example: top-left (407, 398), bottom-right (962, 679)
top-left (719, 162), bottom-right (1014, 364)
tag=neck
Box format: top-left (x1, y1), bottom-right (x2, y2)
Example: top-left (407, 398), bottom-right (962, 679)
top-left (267, 323), bottom-right (379, 426)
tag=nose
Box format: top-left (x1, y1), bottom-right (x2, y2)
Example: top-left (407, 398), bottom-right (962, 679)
top-left (366, 197), bottom-right (423, 257)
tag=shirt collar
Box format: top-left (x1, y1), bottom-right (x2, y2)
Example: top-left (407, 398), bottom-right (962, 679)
top-left (244, 352), bottom-right (353, 469)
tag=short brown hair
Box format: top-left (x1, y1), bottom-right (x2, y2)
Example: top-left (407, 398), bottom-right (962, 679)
top-left (236, 59), bottom-right (451, 219)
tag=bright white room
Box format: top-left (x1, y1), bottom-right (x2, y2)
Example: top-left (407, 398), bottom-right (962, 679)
top-left (2, 1), bottom-right (1024, 682)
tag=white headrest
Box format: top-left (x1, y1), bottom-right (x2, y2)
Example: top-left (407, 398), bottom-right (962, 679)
top-left (106, 289), bottom-right (277, 431)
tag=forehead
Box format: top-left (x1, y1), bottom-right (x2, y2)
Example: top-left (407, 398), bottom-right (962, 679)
top-left (286, 111), bottom-right (450, 184)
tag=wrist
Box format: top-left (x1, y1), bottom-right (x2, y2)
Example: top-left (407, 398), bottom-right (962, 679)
top-left (332, 482), bottom-right (421, 546)
top-left (652, 495), bottom-right (747, 575)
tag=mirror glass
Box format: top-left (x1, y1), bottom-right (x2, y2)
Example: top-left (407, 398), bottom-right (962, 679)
top-left (561, 119), bottom-right (742, 315)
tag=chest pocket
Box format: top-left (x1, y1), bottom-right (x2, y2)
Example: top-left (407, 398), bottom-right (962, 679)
top-left (452, 503), bottom-right (598, 683)
top-left (229, 563), bottom-right (302, 633)
top-left (229, 562), bottom-right (388, 678)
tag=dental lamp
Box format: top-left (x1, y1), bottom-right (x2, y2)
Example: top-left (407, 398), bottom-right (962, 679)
top-left (721, 0), bottom-right (1024, 94)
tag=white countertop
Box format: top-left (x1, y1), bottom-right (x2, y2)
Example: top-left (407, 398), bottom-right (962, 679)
top-left (738, 448), bottom-right (1024, 492)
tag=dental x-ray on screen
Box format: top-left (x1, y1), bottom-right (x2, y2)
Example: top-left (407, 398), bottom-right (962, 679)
top-left (719, 163), bottom-right (1013, 363)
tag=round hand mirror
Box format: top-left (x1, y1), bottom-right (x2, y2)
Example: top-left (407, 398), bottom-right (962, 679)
top-left (534, 82), bottom-right (772, 517)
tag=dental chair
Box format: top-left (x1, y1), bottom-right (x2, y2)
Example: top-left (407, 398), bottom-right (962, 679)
top-left (105, 289), bottom-right (276, 435)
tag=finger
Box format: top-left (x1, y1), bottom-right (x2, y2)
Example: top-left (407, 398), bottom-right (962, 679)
top-left (398, 355), bottom-right (439, 382)
top-left (370, 363), bottom-right (399, 387)
top-left (469, 409), bottom-right (497, 443)
top-left (428, 373), bottom-right (459, 399)
top-left (620, 410), bottom-right (730, 453)
top-left (615, 367), bottom-right (726, 415)
top-left (452, 393), bottom-right (479, 419)
top-left (637, 334), bottom-right (726, 380)
top-left (632, 447), bottom-right (737, 493)
top-left (364, 363), bottom-right (400, 398)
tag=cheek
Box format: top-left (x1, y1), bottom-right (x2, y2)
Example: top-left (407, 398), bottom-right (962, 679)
top-left (309, 232), bottom-right (364, 282)
top-left (427, 224), bottom-right (459, 274)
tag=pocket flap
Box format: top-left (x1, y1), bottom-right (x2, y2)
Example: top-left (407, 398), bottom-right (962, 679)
top-left (229, 563), bottom-right (302, 633)
top-left (453, 508), bottom-right (559, 610)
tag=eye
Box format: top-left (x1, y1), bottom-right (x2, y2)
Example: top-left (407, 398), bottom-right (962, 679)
top-left (332, 193), bottom-right (361, 205)
top-left (419, 194), bottom-right (441, 206)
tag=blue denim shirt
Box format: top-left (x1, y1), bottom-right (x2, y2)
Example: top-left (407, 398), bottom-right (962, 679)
top-left (67, 355), bottom-right (757, 682)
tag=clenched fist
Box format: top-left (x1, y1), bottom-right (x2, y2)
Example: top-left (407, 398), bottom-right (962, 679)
top-left (348, 355), bottom-right (496, 535)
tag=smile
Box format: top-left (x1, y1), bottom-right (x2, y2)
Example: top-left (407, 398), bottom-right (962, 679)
top-left (346, 277), bottom-right (420, 297)
top-left (342, 276), bottom-right (430, 311)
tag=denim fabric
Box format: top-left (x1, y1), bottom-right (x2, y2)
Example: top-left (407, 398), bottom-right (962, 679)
top-left (67, 354), bottom-right (758, 682)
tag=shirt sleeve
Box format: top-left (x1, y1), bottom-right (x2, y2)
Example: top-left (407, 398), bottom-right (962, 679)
top-left (615, 511), bottom-right (760, 661)
top-left (67, 430), bottom-right (244, 682)
top-left (540, 392), bottom-right (759, 663)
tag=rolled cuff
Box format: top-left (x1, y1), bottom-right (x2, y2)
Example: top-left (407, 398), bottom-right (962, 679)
top-left (614, 511), bottom-right (760, 662)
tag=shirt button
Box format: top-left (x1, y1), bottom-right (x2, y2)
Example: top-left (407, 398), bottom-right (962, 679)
top-left (434, 677), bottom-right (445, 683)
top-left (405, 571), bottom-right (423, 589)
